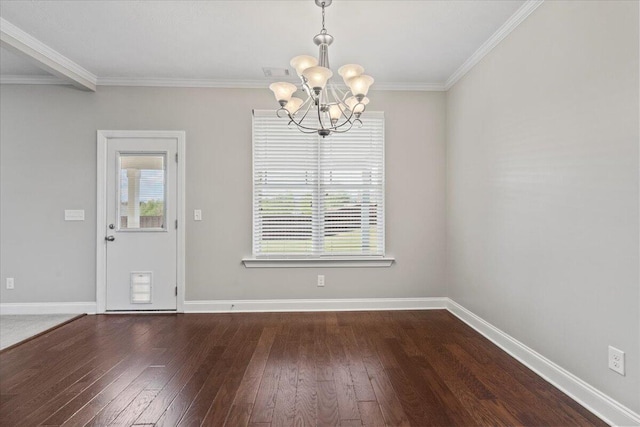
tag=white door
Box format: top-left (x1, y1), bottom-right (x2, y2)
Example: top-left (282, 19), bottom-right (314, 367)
top-left (104, 137), bottom-right (178, 311)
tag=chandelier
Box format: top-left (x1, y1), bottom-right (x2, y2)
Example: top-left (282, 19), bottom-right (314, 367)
top-left (268, 0), bottom-right (374, 137)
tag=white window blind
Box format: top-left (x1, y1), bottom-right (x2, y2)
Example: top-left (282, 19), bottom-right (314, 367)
top-left (253, 110), bottom-right (385, 257)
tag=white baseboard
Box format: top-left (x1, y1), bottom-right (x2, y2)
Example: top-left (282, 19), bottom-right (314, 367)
top-left (184, 297), bottom-right (447, 313)
top-left (446, 299), bottom-right (640, 427)
top-left (0, 302), bottom-right (97, 315)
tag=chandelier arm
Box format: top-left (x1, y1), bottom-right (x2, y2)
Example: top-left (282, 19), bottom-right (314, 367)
top-left (289, 122), bottom-right (321, 134)
top-left (330, 84), bottom-right (349, 102)
top-left (289, 98), bottom-right (322, 132)
top-left (339, 104), bottom-right (353, 122)
top-left (330, 116), bottom-right (352, 130)
top-left (299, 93), bottom-right (314, 112)
top-left (285, 96), bottom-right (335, 133)
top-left (287, 99), bottom-right (356, 133)
top-left (276, 108), bottom-right (290, 119)
top-left (321, 113), bottom-right (353, 131)
top-left (301, 79), bottom-right (315, 101)
top-left (329, 118), bottom-right (354, 131)
top-left (328, 100), bottom-right (357, 131)
top-left (328, 84), bottom-right (343, 106)
top-left (329, 120), bottom-right (354, 134)
top-left (328, 85), bottom-right (355, 123)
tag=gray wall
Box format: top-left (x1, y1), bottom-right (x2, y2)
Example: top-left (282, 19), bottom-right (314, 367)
top-left (0, 86), bottom-right (447, 303)
top-left (446, 0), bottom-right (639, 412)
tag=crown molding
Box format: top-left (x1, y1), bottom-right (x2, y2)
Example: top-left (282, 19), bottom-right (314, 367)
top-left (96, 77), bottom-right (445, 91)
top-left (0, 74), bottom-right (68, 85)
top-left (97, 77), bottom-right (272, 89)
top-left (2, 74), bottom-right (445, 91)
top-left (0, 17), bottom-right (97, 91)
top-left (374, 82), bottom-right (446, 91)
top-left (444, 0), bottom-right (544, 90)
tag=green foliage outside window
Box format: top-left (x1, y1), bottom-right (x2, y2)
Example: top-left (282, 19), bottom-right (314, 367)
top-left (140, 200), bottom-right (164, 216)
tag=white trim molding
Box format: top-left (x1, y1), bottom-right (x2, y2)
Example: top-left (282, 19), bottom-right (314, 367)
top-left (97, 77), bottom-right (445, 92)
top-left (0, 302), bottom-right (97, 315)
top-left (0, 76), bottom-right (447, 92)
top-left (1, 76), bottom-right (447, 91)
top-left (97, 77), bottom-right (273, 89)
top-left (242, 257), bottom-right (395, 268)
top-left (444, 0), bottom-right (544, 90)
top-left (446, 299), bottom-right (640, 427)
top-left (0, 18), bottom-right (97, 91)
top-left (185, 297), bottom-right (446, 313)
top-left (0, 74), bottom-right (68, 85)
top-left (373, 82), bottom-right (446, 92)
top-left (96, 130), bottom-right (187, 314)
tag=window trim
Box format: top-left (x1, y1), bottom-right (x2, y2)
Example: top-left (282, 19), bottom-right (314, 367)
top-left (241, 256), bottom-right (395, 268)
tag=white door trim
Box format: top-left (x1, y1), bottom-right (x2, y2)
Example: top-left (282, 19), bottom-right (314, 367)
top-left (96, 130), bottom-right (186, 313)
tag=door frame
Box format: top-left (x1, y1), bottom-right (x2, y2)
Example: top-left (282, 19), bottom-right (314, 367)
top-left (96, 130), bottom-right (186, 313)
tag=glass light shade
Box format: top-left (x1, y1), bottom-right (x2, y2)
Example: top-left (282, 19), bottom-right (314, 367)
top-left (347, 75), bottom-right (374, 97)
top-left (302, 66), bottom-right (333, 90)
top-left (290, 55), bottom-right (318, 77)
top-left (328, 104), bottom-right (343, 122)
top-left (338, 64), bottom-right (364, 85)
top-left (269, 82), bottom-right (297, 103)
top-left (284, 97), bottom-right (304, 115)
top-left (345, 96), bottom-right (369, 113)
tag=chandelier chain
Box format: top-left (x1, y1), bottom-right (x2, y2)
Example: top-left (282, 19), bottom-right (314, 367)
top-left (321, 3), bottom-right (326, 33)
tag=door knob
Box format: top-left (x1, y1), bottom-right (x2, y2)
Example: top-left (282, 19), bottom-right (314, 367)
top-left (105, 236), bottom-right (115, 242)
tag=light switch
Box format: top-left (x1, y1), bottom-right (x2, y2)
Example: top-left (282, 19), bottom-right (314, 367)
top-left (65, 210), bottom-right (85, 221)
top-left (194, 209), bottom-right (202, 221)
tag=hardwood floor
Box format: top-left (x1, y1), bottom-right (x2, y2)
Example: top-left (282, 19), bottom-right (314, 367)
top-left (0, 310), bottom-right (606, 426)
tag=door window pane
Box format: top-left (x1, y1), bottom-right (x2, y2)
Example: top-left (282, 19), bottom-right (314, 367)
top-left (119, 154), bottom-right (166, 230)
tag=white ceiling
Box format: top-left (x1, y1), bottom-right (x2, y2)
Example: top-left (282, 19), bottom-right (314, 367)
top-left (0, 0), bottom-right (526, 86)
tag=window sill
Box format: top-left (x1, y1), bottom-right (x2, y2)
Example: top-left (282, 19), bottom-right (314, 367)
top-left (242, 257), bottom-right (395, 268)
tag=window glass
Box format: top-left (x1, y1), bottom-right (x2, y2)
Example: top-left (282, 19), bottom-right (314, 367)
top-left (119, 154), bottom-right (166, 230)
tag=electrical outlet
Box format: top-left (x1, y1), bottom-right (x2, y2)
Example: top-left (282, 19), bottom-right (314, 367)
top-left (194, 209), bottom-right (202, 221)
top-left (317, 275), bottom-right (325, 287)
top-left (6, 278), bottom-right (14, 290)
top-left (608, 346), bottom-right (625, 376)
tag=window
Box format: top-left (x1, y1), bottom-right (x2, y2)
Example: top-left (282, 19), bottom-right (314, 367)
top-left (118, 153), bottom-right (166, 230)
top-left (252, 110), bottom-right (385, 258)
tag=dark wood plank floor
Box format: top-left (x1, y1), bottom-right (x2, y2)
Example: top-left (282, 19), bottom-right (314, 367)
top-left (0, 310), bottom-right (606, 426)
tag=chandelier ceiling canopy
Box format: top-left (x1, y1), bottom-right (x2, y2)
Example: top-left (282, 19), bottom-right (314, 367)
top-left (268, 0), bottom-right (374, 137)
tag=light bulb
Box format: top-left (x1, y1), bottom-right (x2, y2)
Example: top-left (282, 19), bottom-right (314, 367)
top-left (302, 66), bottom-right (333, 92)
top-left (290, 55), bottom-right (318, 77)
top-left (338, 64), bottom-right (364, 85)
top-left (347, 75), bottom-right (374, 97)
top-left (269, 82), bottom-right (297, 104)
top-left (285, 97), bottom-right (304, 115)
top-left (328, 104), bottom-right (343, 122)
